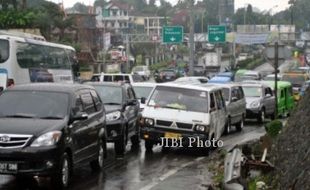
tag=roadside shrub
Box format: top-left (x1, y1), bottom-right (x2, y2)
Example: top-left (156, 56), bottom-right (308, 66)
top-left (265, 120), bottom-right (283, 138)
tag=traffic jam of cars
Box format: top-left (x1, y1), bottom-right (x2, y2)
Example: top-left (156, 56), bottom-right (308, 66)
top-left (1, 64), bottom-right (306, 189)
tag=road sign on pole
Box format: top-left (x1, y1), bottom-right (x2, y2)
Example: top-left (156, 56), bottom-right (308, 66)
top-left (162, 26), bottom-right (183, 44)
top-left (208, 25), bottom-right (226, 43)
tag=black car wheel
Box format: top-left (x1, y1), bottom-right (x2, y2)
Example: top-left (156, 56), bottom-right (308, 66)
top-left (144, 140), bottom-right (154, 152)
top-left (51, 152), bottom-right (71, 189)
top-left (115, 132), bottom-right (127, 155)
top-left (90, 139), bottom-right (106, 171)
top-left (236, 116), bottom-right (244, 132)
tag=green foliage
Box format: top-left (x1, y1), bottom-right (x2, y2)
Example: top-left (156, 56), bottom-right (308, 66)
top-left (0, 10), bottom-right (36, 28)
top-left (237, 58), bottom-right (264, 70)
top-left (149, 61), bottom-right (169, 71)
top-left (265, 120), bottom-right (283, 138)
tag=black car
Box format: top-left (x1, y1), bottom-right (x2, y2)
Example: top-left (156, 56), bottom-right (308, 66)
top-left (155, 69), bottom-right (177, 83)
top-left (0, 83), bottom-right (107, 189)
top-left (86, 82), bottom-right (140, 155)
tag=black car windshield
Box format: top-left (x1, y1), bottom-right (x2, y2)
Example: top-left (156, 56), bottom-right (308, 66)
top-left (0, 91), bottom-right (69, 119)
top-left (133, 86), bottom-right (153, 99)
top-left (148, 86), bottom-right (208, 113)
top-left (242, 87), bottom-right (262, 97)
top-left (94, 86), bottom-right (122, 104)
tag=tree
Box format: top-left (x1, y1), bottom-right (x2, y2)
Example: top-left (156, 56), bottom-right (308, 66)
top-left (94, 0), bottom-right (106, 7)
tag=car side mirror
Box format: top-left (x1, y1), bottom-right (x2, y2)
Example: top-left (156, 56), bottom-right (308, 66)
top-left (141, 97), bottom-right (146, 104)
top-left (73, 112), bottom-right (88, 121)
top-left (231, 97), bottom-right (238, 102)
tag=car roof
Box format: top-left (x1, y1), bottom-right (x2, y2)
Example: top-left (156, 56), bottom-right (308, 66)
top-left (200, 83), bottom-right (241, 89)
top-left (175, 76), bottom-right (208, 81)
top-left (92, 73), bottom-right (132, 76)
top-left (156, 82), bottom-right (222, 92)
top-left (7, 83), bottom-right (93, 94)
top-left (241, 82), bottom-right (267, 87)
top-left (132, 82), bottom-right (156, 87)
top-left (208, 76), bottom-right (232, 83)
top-left (85, 81), bottom-right (129, 88)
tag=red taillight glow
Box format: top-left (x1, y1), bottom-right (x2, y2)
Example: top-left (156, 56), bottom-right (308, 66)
top-left (7, 79), bottom-right (14, 87)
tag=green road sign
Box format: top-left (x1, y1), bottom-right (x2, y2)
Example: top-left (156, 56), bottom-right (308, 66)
top-left (162, 26), bottom-right (183, 43)
top-left (208, 25), bottom-right (226, 43)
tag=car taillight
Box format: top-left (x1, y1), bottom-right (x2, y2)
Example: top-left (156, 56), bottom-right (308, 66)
top-left (7, 79), bottom-right (14, 87)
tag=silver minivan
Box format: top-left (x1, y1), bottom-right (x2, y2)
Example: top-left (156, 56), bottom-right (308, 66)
top-left (201, 83), bottom-right (246, 134)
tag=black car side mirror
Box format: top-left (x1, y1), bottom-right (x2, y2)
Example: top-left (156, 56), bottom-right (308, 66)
top-left (141, 97), bottom-right (146, 104)
top-left (73, 112), bottom-right (88, 121)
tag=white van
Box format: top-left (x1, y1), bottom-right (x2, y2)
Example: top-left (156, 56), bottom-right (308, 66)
top-left (140, 83), bottom-right (226, 152)
top-left (91, 73), bottom-right (144, 84)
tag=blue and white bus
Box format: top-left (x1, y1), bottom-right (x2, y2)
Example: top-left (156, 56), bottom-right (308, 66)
top-left (0, 32), bottom-right (77, 86)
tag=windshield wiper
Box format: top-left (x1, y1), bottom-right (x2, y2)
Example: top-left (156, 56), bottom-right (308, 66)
top-left (39, 116), bottom-right (64, 120)
top-left (162, 105), bottom-right (186, 111)
top-left (4, 114), bottom-right (36, 119)
top-left (104, 102), bottom-right (121, 105)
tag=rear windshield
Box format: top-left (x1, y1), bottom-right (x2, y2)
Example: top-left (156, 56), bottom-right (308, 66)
top-left (93, 86), bottom-right (123, 105)
top-left (148, 86), bottom-right (208, 113)
top-left (0, 91), bottom-right (69, 119)
top-left (133, 86), bottom-right (153, 99)
top-left (0, 39), bottom-right (9, 63)
top-left (242, 87), bottom-right (262, 97)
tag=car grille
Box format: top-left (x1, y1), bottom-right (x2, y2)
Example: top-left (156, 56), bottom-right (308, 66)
top-left (176, 122), bottom-right (193, 129)
top-left (156, 120), bottom-right (173, 127)
top-left (0, 134), bottom-right (32, 149)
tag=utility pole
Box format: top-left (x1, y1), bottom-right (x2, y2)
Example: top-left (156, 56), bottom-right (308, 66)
top-left (188, 0), bottom-right (195, 76)
top-left (274, 42), bottom-right (279, 118)
top-left (126, 34), bottom-right (130, 73)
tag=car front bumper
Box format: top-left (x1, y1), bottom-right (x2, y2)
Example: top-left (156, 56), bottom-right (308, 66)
top-left (141, 126), bottom-right (209, 145)
top-left (0, 146), bottom-right (62, 176)
top-left (246, 108), bottom-right (260, 118)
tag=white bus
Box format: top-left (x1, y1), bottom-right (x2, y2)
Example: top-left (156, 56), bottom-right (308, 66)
top-left (0, 33), bottom-right (77, 86)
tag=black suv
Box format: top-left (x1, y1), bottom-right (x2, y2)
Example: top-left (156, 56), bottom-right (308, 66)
top-left (0, 83), bottom-right (107, 189)
top-left (87, 82), bottom-right (140, 155)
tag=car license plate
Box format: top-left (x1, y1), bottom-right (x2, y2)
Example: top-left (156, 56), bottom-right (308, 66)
top-left (0, 162), bottom-right (18, 173)
top-left (164, 132), bottom-right (181, 139)
top-left (166, 76), bottom-right (171, 79)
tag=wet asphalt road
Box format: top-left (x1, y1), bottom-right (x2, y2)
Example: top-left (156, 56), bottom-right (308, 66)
top-left (0, 121), bottom-right (265, 190)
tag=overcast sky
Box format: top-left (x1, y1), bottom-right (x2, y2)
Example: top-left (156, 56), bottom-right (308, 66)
top-left (48, 0), bottom-right (290, 13)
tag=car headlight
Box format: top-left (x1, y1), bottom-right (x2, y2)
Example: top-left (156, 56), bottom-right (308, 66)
top-left (31, 131), bottom-right (62, 147)
top-left (106, 111), bottom-right (121, 121)
top-left (195, 125), bottom-right (209, 132)
top-left (250, 101), bottom-right (260, 108)
top-left (145, 118), bottom-right (154, 126)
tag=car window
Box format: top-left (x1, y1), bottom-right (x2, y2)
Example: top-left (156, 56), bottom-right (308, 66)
top-left (91, 75), bottom-right (100, 82)
top-left (73, 95), bottom-right (84, 115)
top-left (80, 92), bottom-right (96, 114)
top-left (222, 88), bottom-right (230, 101)
top-left (210, 93), bottom-right (216, 110)
top-left (265, 87), bottom-right (273, 96)
top-left (124, 76), bottom-right (130, 82)
top-left (215, 91), bottom-right (224, 110)
top-left (90, 90), bottom-right (102, 111)
top-left (114, 75), bottom-right (124, 82)
top-left (103, 75), bottom-right (112, 82)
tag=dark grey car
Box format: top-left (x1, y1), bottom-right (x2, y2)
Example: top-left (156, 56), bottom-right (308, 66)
top-left (242, 83), bottom-right (276, 123)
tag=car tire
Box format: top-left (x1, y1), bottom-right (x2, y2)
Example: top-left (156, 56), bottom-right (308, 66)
top-left (51, 152), bottom-right (71, 189)
top-left (131, 133), bottom-right (140, 147)
top-left (145, 140), bottom-right (154, 152)
top-left (90, 139), bottom-right (106, 172)
top-left (224, 117), bottom-right (232, 135)
top-left (236, 116), bottom-right (244, 132)
top-left (257, 109), bottom-right (265, 123)
top-left (115, 132), bottom-right (127, 155)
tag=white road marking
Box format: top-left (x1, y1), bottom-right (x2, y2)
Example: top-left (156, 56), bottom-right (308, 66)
top-left (139, 157), bottom-right (205, 190)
